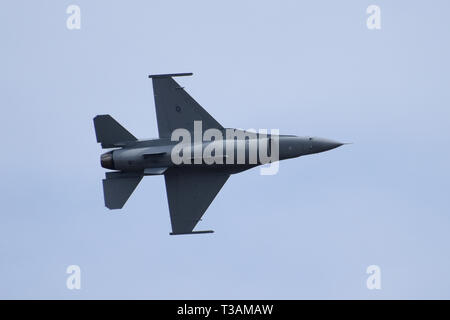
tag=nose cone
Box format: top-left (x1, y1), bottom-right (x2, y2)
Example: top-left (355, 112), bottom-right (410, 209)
top-left (309, 137), bottom-right (343, 154)
top-left (101, 151), bottom-right (115, 170)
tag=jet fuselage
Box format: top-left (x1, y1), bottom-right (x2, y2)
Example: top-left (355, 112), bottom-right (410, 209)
top-left (94, 73), bottom-right (346, 235)
top-left (101, 133), bottom-right (343, 174)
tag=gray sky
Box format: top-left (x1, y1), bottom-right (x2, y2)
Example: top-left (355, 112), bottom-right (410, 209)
top-left (1, 0), bottom-right (450, 299)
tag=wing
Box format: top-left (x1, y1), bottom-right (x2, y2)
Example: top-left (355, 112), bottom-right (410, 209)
top-left (164, 167), bottom-right (229, 235)
top-left (149, 73), bottom-right (223, 138)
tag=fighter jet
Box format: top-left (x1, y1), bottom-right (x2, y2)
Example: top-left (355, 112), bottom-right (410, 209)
top-left (94, 73), bottom-right (344, 235)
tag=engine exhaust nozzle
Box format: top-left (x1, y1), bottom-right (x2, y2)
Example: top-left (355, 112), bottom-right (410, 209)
top-left (100, 151), bottom-right (115, 170)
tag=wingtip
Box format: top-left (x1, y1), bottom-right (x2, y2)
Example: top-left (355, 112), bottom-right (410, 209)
top-left (148, 73), bottom-right (193, 79)
top-left (169, 230), bottom-right (214, 235)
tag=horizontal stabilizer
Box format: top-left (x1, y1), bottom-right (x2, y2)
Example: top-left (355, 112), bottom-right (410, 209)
top-left (102, 174), bottom-right (142, 209)
top-left (94, 115), bottom-right (137, 148)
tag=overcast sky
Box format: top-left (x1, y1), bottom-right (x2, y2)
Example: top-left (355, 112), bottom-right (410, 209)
top-left (1, 0), bottom-right (450, 299)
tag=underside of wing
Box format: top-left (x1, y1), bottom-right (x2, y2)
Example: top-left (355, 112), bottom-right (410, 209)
top-left (150, 74), bottom-right (223, 138)
top-left (164, 167), bottom-right (229, 235)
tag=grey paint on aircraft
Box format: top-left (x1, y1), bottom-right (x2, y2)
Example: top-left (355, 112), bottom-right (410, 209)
top-left (93, 73), bottom-right (345, 235)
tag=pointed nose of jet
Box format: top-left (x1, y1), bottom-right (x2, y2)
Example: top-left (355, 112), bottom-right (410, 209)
top-left (309, 137), bottom-right (343, 154)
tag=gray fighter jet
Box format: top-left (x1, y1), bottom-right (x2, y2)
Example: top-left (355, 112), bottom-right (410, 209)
top-left (94, 73), bottom-right (344, 235)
